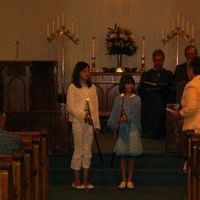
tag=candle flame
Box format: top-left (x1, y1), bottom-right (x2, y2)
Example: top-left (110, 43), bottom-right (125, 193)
top-left (86, 98), bottom-right (90, 101)
top-left (120, 93), bottom-right (124, 97)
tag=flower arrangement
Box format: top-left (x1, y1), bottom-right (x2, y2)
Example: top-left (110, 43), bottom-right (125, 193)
top-left (106, 24), bottom-right (137, 56)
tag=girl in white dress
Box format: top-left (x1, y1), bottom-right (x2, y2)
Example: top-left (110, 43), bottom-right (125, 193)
top-left (67, 62), bottom-right (100, 189)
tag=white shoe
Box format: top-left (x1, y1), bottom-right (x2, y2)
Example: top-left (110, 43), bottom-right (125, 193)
top-left (71, 182), bottom-right (85, 189)
top-left (127, 181), bottom-right (135, 189)
top-left (118, 181), bottom-right (126, 189)
top-left (85, 183), bottom-right (95, 189)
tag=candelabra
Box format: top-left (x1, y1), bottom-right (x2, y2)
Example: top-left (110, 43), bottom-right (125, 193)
top-left (161, 14), bottom-right (195, 65)
top-left (161, 23), bottom-right (194, 46)
top-left (46, 14), bottom-right (80, 94)
top-left (47, 15), bottom-right (79, 44)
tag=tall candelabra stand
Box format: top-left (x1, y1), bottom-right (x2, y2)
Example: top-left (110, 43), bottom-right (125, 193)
top-left (46, 15), bottom-right (80, 94)
top-left (161, 14), bottom-right (195, 65)
top-left (140, 36), bottom-right (145, 73)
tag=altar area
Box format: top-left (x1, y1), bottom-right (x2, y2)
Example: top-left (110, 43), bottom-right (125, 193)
top-left (91, 72), bottom-right (141, 116)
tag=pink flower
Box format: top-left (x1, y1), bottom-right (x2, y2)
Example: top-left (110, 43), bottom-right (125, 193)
top-left (110, 33), bottom-right (118, 39)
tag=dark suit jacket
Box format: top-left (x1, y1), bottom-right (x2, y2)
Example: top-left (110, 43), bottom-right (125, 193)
top-left (174, 62), bottom-right (188, 83)
top-left (173, 62), bottom-right (189, 103)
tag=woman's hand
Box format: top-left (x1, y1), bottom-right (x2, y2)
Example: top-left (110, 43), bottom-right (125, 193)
top-left (94, 128), bottom-right (100, 136)
top-left (171, 110), bottom-right (182, 119)
top-left (84, 114), bottom-right (93, 125)
top-left (117, 115), bottom-right (128, 123)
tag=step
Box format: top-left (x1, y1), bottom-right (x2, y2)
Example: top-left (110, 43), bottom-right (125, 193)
top-left (49, 168), bottom-right (186, 186)
top-left (49, 153), bottom-right (185, 170)
top-left (49, 153), bottom-right (186, 186)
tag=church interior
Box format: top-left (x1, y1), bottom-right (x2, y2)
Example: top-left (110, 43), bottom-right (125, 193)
top-left (0, 0), bottom-right (200, 199)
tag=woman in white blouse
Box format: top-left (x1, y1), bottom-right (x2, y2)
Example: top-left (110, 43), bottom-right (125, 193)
top-left (67, 62), bottom-right (100, 189)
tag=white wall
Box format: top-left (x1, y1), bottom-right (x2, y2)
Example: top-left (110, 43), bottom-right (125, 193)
top-left (0, 0), bottom-right (199, 92)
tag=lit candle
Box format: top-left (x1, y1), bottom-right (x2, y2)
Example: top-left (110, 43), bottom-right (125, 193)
top-left (47, 23), bottom-right (50, 37)
top-left (57, 15), bottom-right (60, 29)
top-left (120, 93), bottom-right (125, 115)
top-left (142, 36), bottom-right (145, 57)
top-left (92, 37), bottom-right (95, 58)
top-left (62, 12), bottom-right (65, 26)
top-left (186, 21), bottom-right (189, 35)
top-left (191, 24), bottom-right (194, 38)
top-left (52, 19), bottom-right (55, 33)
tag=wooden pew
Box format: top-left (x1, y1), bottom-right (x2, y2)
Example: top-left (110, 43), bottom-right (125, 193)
top-left (0, 151), bottom-right (24, 200)
top-left (0, 161), bottom-right (12, 200)
top-left (186, 132), bottom-right (200, 200)
top-left (8, 130), bottom-right (48, 200)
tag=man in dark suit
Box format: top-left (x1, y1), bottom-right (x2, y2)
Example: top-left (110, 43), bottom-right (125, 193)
top-left (174, 45), bottom-right (198, 103)
top-left (138, 49), bottom-right (174, 138)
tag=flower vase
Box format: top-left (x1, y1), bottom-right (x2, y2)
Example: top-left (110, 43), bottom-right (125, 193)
top-left (116, 54), bottom-right (123, 72)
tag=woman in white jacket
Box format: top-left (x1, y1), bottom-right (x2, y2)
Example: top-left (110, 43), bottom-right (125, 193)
top-left (67, 62), bottom-right (100, 189)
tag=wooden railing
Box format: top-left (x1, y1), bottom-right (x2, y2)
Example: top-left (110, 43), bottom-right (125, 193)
top-left (186, 131), bottom-right (200, 200)
top-left (0, 129), bottom-right (48, 200)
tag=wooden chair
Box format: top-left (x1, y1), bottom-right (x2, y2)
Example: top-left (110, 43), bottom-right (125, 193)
top-left (186, 132), bottom-right (200, 200)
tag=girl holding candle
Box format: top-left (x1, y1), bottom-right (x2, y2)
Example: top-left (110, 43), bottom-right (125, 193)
top-left (67, 62), bottom-right (100, 189)
top-left (108, 75), bottom-right (143, 189)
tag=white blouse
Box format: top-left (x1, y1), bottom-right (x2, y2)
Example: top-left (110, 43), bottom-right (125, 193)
top-left (66, 83), bottom-right (100, 129)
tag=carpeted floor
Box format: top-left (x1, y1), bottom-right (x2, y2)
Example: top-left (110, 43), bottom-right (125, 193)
top-left (48, 134), bottom-right (186, 199)
top-left (49, 185), bottom-right (186, 200)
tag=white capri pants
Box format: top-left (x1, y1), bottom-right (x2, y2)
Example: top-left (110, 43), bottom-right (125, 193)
top-left (71, 122), bottom-right (93, 170)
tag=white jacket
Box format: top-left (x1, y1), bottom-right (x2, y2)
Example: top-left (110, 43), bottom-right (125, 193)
top-left (66, 83), bottom-right (100, 129)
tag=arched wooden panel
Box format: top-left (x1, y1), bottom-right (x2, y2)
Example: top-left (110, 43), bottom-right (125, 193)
top-left (7, 77), bottom-right (26, 112)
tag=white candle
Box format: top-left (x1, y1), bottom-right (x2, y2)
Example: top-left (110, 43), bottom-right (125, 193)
top-left (172, 18), bottom-right (175, 30)
top-left (177, 12), bottom-right (180, 27)
top-left (62, 12), bottom-right (65, 26)
top-left (167, 21), bottom-right (169, 33)
top-left (67, 17), bottom-right (70, 30)
top-left (182, 17), bottom-right (185, 31)
top-left (61, 47), bottom-right (65, 86)
top-left (186, 21), bottom-right (189, 35)
top-left (52, 19), bottom-right (55, 33)
top-left (92, 37), bottom-right (95, 58)
top-left (57, 15), bottom-right (60, 29)
top-left (76, 24), bottom-right (79, 37)
top-left (161, 26), bottom-right (164, 39)
top-left (47, 23), bottom-right (50, 37)
top-left (71, 20), bottom-right (74, 34)
top-left (191, 24), bottom-right (194, 38)
top-left (142, 36), bottom-right (145, 57)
